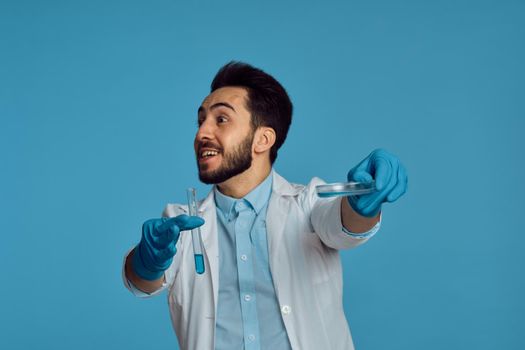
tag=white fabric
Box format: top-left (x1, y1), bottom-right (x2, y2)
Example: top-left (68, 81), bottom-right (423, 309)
top-left (123, 171), bottom-right (380, 350)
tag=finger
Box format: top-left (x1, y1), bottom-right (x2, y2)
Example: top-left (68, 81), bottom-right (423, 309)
top-left (360, 162), bottom-right (397, 212)
top-left (352, 194), bottom-right (382, 217)
top-left (175, 215), bottom-right (205, 231)
top-left (360, 190), bottom-right (388, 216)
top-left (347, 157), bottom-right (371, 181)
top-left (349, 170), bottom-right (373, 183)
top-left (142, 220), bottom-right (170, 249)
top-left (158, 240), bottom-right (178, 261)
top-left (386, 163), bottom-right (408, 202)
top-left (156, 214), bottom-right (201, 231)
top-left (156, 216), bottom-right (186, 234)
top-left (155, 226), bottom-right (178, 247)
top-left (149, 220), bottom-right (178, 248)
top-left (372, 156), bottom-right (392, 191)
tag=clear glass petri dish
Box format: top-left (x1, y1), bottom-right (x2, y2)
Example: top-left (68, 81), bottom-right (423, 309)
top-left (316, 180), bottom-right (377, 198)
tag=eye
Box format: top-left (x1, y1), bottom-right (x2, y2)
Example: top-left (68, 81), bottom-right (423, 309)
top-left (217, 115), bottom-right (228, 124)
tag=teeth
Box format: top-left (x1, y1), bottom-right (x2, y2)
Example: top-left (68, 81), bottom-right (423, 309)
top-left (201, 150), bottom-right (219, 158)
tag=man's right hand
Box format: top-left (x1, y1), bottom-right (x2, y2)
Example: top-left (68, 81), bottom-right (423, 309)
top-left (132, 215), bottom-right (205, 281)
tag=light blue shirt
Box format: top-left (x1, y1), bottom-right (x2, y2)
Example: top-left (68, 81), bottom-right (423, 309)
top-left (214, 171), bottom-right (292, 350)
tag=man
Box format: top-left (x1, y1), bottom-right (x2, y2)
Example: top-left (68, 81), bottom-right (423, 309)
top-left (123, 61), bottom-right (408, 350)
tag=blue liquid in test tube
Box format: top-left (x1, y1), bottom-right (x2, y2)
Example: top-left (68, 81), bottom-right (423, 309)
top-left (187, 188), bottom-right (205, 274)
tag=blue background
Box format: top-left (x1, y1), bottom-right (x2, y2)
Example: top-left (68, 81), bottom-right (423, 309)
top-left (1, 0), bottom-right (524, 349)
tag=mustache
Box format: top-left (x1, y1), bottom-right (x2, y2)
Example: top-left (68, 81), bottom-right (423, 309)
top-left (197, 141), bottom-right (223, 153)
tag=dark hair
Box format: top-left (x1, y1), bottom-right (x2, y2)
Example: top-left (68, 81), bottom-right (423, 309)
top-left (211, 61), bottom-right (293, 164)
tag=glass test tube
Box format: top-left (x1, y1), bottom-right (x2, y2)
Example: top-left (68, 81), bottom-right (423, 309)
top-left (186, 188), bottom-right (205, 274)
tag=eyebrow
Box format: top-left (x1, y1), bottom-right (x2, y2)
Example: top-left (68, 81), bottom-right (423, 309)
top-left (198, 102), bottom-right (236, 115)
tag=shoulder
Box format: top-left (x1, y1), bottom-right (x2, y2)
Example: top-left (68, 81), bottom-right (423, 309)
top-left (272, 171), bottom-right (326, 196)
top-left (273, 171), bottom-right (330, 212)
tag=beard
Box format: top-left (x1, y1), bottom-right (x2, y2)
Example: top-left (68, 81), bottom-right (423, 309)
top-left (197, 130), bottom-right (254, 184)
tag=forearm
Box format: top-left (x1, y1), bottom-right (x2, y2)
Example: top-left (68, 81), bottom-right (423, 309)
top-left (341, 197), bottom-right (380, 233)
top-left (125, 248), bottom-right (165, 294)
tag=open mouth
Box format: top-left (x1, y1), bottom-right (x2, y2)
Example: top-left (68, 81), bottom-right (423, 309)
top-left (198, 149), bottom-right (221, 163)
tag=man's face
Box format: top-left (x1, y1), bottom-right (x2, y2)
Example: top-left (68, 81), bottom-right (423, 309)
top-left (194, 87), bottom-right (255, 184)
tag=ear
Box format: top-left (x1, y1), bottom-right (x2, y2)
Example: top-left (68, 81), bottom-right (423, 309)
top-left (253, 127), bottom-right (276, 154)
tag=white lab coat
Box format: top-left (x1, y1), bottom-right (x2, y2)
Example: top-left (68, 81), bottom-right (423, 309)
top-left (123, 171), bottom-right (378, 350)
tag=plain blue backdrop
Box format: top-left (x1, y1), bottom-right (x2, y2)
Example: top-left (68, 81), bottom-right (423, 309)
top-left (1, 0), bottom-right (524, 349)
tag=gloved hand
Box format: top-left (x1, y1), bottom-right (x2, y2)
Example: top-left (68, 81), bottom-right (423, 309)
top-left (347, 149), bottom-right (408, 217)
top-left (132, 215), bottom-right (205, 281)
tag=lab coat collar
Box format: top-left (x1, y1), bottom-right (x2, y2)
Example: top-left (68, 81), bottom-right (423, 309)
top-left (197, 169), bottom-right (299, 214)
top-left (271, 170), bottom-right (301, 197)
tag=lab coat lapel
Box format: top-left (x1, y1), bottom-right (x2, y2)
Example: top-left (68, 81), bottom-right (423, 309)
top-left (266, 194), bottom-right (290, 270)
top-left (266, 172), bottom-right (297, 297)
top-left (198, 190), bottom-right (219, 316)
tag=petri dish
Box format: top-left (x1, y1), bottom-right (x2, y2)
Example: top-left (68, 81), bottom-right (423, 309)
top-left (316, 180), bottom-right (377, 198)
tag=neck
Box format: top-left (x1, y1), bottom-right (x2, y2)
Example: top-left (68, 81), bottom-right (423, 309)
top-left (217, 160), bottom-right (271, 198)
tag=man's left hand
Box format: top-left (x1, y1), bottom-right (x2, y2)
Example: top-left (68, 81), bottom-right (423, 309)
top-left (346, 148), bottom-right (408, 217)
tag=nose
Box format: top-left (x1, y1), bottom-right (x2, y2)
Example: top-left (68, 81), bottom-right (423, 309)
top-left (195, 118), bottom-right (216, 142)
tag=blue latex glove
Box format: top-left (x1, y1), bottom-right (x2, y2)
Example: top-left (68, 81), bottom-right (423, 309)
top-left (132, 215), bottom-right (205, 281)
top-left (347, 149), bottom-right (408, 217)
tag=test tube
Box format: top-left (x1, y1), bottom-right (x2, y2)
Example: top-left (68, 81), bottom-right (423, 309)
top-left (186, 188), bottom-right (205, 274)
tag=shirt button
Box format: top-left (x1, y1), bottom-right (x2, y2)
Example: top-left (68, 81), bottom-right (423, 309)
top-left (244, 294), bottom-right (252, 302)
top-left (235, 202), bottom-right (246, 211)
top-left (281, 305), bottom-right (291, 315)
top-left (240, 254), bottom-right (247, 261)
top-left (248, 334), bottom-right (255, 341)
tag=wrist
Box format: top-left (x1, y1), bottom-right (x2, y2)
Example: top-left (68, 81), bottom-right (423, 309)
top-left (131, 244), bottom-right (167, 281)
top-left (343, 197), bottom-right (381, 232)
top-left (347, 195), bottom-right (382, 218)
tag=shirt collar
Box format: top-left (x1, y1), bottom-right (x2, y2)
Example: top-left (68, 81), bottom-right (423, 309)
top-left (214, 169), bottom-right (274, 219)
